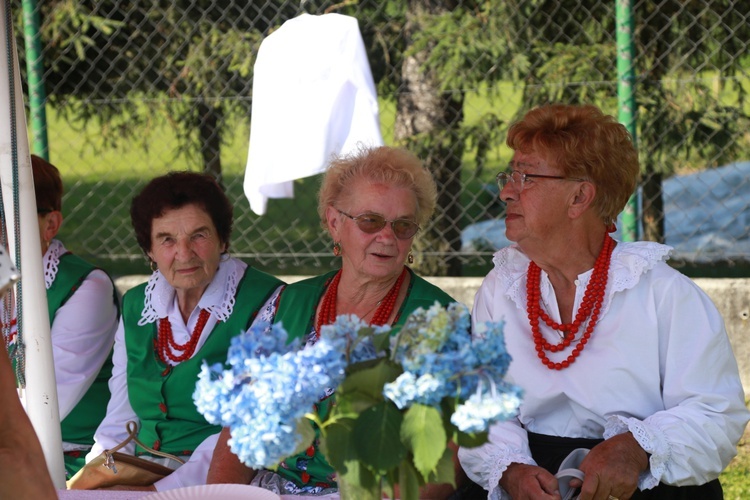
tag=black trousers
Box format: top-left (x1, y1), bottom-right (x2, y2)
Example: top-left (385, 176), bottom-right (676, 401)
top-left (528, 431), bottom-right (723, 500)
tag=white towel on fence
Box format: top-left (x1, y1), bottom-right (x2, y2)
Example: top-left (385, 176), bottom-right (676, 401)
top-left (243, 13), bottom-right (383, 215)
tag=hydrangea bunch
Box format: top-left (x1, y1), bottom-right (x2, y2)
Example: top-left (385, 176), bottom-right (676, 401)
top-left (193, 302), bottom-right (521, 500)
top-left (384, 302), bottom-right (522, 432)
top-left (193, 321), bottom-right (349, 468)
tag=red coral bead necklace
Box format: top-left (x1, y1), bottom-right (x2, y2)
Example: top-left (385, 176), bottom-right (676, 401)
top-left (527, 234), bottom-right (615, 370)
top-left (156, 309), bottom-right (211, 364)
top-left (316, 266), bottom-right (407, 336)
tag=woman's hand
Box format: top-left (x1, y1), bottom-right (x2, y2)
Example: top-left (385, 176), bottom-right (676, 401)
top-left (500, 462), bottom-right (562, 499)
top-left (573, 433), bottom-right (648, 500)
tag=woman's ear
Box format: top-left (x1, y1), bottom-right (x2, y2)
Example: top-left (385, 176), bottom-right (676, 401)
top-left (325, 205), bottom-right (340, 238)
top-left (568, 181), bottom-right (596, 219)
top-left (40, 211), bottom-right (63, 242)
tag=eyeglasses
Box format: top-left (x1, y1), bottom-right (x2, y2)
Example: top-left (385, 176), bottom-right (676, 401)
top-left (337, 209), bottom-right (420, 240)
top-left (496, 170), bottom-right (585, 192)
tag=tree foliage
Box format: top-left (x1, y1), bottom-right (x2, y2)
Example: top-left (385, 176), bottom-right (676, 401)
top-left (15, 0), bottom-right (750, 251)
top-left (16, 0), bottom-right (294, 158)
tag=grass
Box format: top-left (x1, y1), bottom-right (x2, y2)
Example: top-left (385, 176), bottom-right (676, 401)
top-left (43, 90), bottom-right (515, 278)
top-left (721, 403), bottom-right (750, 499)
top-left (33, 74), bottom-right (750, 278)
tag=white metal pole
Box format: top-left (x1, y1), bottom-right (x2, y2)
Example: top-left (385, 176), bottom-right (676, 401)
top-left (0, 1), bottom-right (65, 488)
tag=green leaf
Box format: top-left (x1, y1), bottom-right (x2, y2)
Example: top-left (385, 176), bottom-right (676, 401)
top-left (455, 429), bottom-right (489, 448)
top-left (338, 461), bottom-right (382, 500)
top-left (338, 359), bottom-right (402, 402)
top-left (333, 389), bottom-right (381, 417)
top-left (333, 358), bottom-right (402, 418)
top-left (353, 401), bottom-right (407, 471)
top-left (398, 458), bottom-right (422, 500)
top-left (319, 418), bottom-right (357, 474)
top-left (371, 330), bottom-right (392, 352)
top-left (400, 404), bottom-right (446, 480)
top-left (355, 325), bottom-right (377, 340)
top-left (427, 447), bottom-right (457, 488)
top-left (288, 418), bottom-right (316, 459)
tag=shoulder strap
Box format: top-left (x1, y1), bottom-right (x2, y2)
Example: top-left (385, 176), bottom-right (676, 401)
top-left (104, 421), bottom-right (185, 466)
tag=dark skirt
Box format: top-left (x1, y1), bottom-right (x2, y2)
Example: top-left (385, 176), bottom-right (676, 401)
top-left (528, 431), bottom-right (723, 500)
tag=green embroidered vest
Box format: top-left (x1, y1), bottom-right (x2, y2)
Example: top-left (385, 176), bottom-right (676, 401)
top-left (272, 268), bottom-right (456, 488)
top-left (123, 266), bottom-right (282, 457)
top-left (275, 268), bottom-right (456, 341)
top-left (49, 253), bottom-right (118, 447)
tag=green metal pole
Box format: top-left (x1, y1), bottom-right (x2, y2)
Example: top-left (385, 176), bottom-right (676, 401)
top-left (21, 0), bottom-right (48, 160)
top-left (616, 0), bottom-right (638, 241)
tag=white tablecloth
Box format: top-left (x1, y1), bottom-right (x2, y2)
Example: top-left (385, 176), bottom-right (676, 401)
top-left (58, 490), bottom-right (339, 500)
top-left (59, 492), bottom-right (150, 500)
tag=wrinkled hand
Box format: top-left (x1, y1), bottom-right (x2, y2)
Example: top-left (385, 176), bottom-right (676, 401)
top-left (500, 463), bottom-right (562, 500)
top-left (571, 433), bottom-right (648, 500)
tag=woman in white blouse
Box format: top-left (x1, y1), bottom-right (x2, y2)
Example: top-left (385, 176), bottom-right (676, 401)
top-left (85, 172), bottom-right (283, 492)
top-left (458, 104), bottom-right (749, 500)
top-left (23, 156), bottom-right (119, 479)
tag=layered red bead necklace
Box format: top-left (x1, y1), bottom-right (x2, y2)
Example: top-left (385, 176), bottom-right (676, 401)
top-left (156, 309), bottom-right (211, 364)
top-left (527, 234), bottom-right (615, 370)
top-left (315, 267), bottom-right (407, 335)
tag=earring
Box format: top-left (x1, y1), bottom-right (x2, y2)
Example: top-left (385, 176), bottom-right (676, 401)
top-left (150, 259), bottom-right (158, 273)
top-left (407, 252), bottom-right (414, 264)
top-left (333, 241), bottom-right (342, 257)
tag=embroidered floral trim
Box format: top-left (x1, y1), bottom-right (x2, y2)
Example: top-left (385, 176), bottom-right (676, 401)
top-left (607, 241), bottom-right (672, 295)
top-left (138, 257), bottom-right (245, 326)
top-left (257, 286), bottom-right (282, 325)
top-left (488, 448), bottom-right (536, 500)
top-left (493, 241), bottom-right (672, 320)
top-left (491, 243), bottom-right (527, 314)
top-left (202, 258), bottom-right (243, 322)
top-left (43, 239), bottom-right (66, 290)
top-left (604, 415), bottom-right (669, 490)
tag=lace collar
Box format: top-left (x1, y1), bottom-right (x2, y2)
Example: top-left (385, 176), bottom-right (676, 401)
top-left (42, 239), bottom-right (66, 290)
top-left (137, 256), bottom-right (247, 326)
top-left (492, 240), bottom-right (672, 317)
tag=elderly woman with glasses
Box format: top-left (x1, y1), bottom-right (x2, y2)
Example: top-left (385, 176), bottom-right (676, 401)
top-left (458, 104), bottom-right (749, 500)
top-left (207, 145), bottom-right (461, 497)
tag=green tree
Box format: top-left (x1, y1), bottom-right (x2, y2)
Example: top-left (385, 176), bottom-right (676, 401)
top-left (18, 0), bottom-right (298, 182)
top-left (351, 0), bottom-right (524, 276)
top-left (20, 0), bottom-right (749, 270)
top-left (512, 0), bottom-right (750, 242)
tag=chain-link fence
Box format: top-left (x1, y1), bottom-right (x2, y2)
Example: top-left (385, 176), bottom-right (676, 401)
top-left (12, 0), bottom-right (750, 277)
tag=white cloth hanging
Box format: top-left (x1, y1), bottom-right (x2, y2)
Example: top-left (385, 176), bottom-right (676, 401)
top-left (243, 13), bottom-right (384, 215)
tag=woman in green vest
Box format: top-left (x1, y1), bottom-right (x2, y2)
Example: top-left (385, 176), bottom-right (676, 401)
top-left (9, 156), bottom-right (120, 479)
top-left (207, 146), bottom-right (463, 498)
top-left (84, 172), bottom-right (284, 492)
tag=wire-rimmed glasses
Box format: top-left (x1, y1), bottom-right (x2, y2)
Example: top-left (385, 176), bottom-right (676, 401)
top-left (496, 171), bottom-right (585, 192)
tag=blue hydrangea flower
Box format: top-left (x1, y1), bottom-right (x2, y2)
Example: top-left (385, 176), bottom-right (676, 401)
top-left (193, 321), bottom-right (347, 468)
top-left (194, 304), bottom-right (522, 471)
top-left (384, 302), bottom-right (521, 431)
top-left (451, 381), bottom-right (524, 433)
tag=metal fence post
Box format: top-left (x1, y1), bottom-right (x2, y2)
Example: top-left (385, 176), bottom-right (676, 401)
top-left (20, 0), bottom-right (47, 160)
top-left (616, 0), bottom-right (638, 242)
